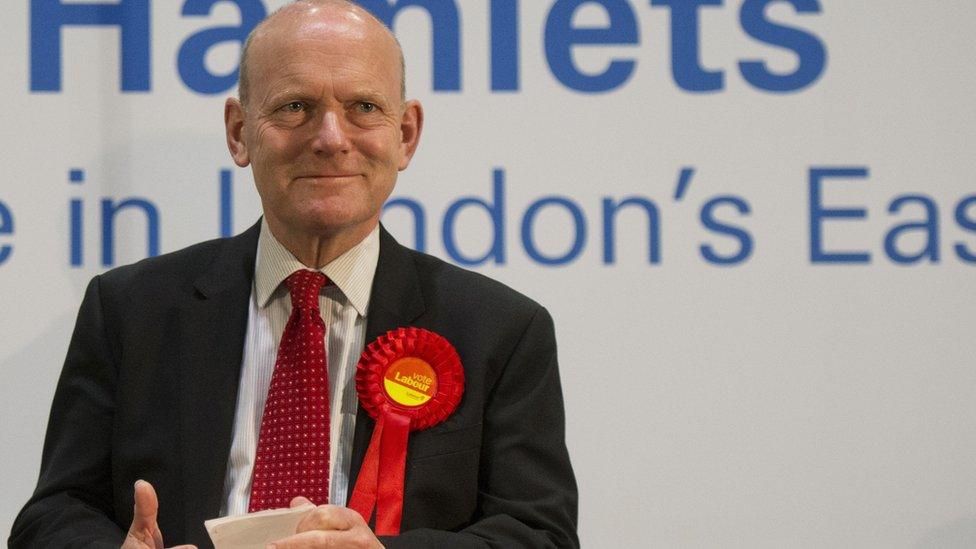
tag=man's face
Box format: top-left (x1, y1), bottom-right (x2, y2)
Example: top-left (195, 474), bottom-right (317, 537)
top-left (225, 4), bottom-right (422, 241)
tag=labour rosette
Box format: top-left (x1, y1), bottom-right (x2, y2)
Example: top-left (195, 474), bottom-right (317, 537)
top-left (348, 327), bottom-right (464, 535)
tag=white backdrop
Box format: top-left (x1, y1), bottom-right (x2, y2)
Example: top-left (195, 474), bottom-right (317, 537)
top-left (3, 1), bottom-right (976, 547)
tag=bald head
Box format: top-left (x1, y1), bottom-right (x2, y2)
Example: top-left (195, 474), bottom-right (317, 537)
top-left (237, 0), bottom-right (406, 107)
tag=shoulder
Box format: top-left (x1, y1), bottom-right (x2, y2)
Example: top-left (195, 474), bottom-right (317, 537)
top-left (94, 222), bottom-right (259, 301)
top-left (409, 248), bottom-right (541, 311)
top-left (98, 237), bottom-right (223, 288)
top-left (390, 240), bottom-right (551, 336)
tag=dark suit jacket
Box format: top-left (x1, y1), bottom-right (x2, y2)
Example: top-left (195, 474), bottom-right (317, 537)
top-left (9, 222), bottom-right (578, 548)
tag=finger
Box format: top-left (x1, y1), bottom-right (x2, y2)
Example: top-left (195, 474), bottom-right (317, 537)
top-left (128, 480), bottom-right (163, 548)
top-left (289, 495), bottom-right (314, 508)
top-left (295, 504), bottom-right (359, 533)
top-left (269, 529), bottom-right (331, 549)
top-left (133, 480), bottom-right (159, 524)
top-left (269, 528), bottom-right (376, 549)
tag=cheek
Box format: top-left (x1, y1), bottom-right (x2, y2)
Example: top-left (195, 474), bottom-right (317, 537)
top-left (357, 127), bottom-right (402, 162)
top-left (248, 127), bottom-right (301, 165)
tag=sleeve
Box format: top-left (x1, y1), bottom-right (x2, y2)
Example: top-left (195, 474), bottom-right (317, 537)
top-left (8, 275), bottom-right (126, 548)
top-left (380, 306), bottom-right (580, 548)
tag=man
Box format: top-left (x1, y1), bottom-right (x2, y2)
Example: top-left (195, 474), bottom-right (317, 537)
top-left (10, 1), bottom-right (577, 547)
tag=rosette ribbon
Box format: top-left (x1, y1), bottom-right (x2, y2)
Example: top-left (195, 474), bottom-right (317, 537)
top-left (348, 327), bottom-right (464, 535)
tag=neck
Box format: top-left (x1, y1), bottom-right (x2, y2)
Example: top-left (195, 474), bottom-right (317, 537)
top-left (265, 217), bottom-right (376, 268)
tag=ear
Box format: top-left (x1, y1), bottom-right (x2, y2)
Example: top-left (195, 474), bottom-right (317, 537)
top-left (225, 97), bottom-right (250, 167)
top-left (397, 100), bottom-right (424, 171)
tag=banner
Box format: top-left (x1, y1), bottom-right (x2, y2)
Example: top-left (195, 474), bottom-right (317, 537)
top-left (3, 1), bottom-right (975, 546)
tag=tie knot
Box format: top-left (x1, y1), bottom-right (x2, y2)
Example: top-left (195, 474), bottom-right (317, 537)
top-left (285, 269), bottom-right (328, 311)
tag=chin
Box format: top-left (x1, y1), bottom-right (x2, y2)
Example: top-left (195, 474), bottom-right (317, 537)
top-left (296, 209), bottom-right (374, 235)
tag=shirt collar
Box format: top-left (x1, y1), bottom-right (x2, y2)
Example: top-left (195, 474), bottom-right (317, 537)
top-left (254, 219), bottom-right (379, 317)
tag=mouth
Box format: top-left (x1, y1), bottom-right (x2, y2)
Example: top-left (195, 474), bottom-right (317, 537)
top-left (294, 174), bottom-right (361, 181)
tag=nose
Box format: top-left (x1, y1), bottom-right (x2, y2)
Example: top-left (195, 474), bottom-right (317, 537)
top-left (312, 110), bottom-right (350, 155)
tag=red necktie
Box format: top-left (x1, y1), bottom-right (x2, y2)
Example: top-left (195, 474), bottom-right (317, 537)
top-left (249, 269), bottom-right (331, 512)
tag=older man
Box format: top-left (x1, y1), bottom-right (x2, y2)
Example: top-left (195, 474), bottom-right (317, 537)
top-left (10, 1), bottom-right (577, 548)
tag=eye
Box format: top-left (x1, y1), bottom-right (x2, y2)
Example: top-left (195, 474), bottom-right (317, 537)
top-left (356, 102), bottom-right (378, 113)
top-left (281, 101), bottom-right (306, 113)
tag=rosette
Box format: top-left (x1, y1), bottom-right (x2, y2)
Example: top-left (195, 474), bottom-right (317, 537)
top-left (348, 327), bottom-right (464, 535)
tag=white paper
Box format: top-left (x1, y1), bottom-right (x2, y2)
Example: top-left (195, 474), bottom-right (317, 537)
top-left (205, 504), bottom-right (315, 549)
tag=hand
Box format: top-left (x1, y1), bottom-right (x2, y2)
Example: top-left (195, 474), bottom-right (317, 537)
top-left (268, 497), bottom-right (384, 548)
top-left (121, 480), bottom-right (197, 549)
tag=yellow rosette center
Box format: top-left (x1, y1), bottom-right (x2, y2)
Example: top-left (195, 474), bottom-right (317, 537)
top-left (383, 357), bottom-right (438, 407)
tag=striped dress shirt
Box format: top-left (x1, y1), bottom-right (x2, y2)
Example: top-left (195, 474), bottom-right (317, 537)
top-left (219, 220), bottom-right (379, 516)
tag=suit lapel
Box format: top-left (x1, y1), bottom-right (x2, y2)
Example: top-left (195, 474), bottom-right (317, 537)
top-left (347, 226), bottom-right (426, 499)
top-left (179, 222), bottom-right (260, 538)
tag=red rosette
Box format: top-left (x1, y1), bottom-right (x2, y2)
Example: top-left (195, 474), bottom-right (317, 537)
top-left (354, 327), bottom-right (464, 430)
top-left (348, 327), bottom-right (464, 535)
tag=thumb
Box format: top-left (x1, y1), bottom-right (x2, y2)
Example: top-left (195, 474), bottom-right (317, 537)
top-left (128, 480), bottom-right (163, 549)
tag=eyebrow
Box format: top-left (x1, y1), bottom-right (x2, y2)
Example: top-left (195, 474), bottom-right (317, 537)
top-left (257, 84), bottom-right (311, 108)
top-left (261, 82), bottom-right (394, 108)
top-left (349, 89), bottom-right (391, 106)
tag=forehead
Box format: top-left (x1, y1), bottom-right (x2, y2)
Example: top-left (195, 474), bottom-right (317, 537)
top-left (247, 4), bottom-right (401, 98)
